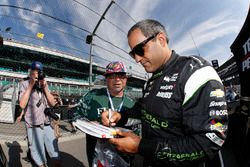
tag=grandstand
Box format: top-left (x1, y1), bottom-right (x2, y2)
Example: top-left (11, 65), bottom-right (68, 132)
top-left (0, 38), bottom-right (145, 123)
top-left (0, 38), bottom-right (146, 96)
top-left (0, 0), bottom-right (148, 124)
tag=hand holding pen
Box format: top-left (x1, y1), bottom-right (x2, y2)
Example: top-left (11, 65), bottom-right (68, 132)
top-left (108, 109), bottom-right (112, 127)
top-left (102, 109), bottom-right (121, 127)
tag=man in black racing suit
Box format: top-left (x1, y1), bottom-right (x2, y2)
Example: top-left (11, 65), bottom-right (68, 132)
top-left (102, 19), bottom-right (228, 167)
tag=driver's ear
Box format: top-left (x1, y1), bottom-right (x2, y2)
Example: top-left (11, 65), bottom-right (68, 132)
top-left (157, 32), bottom-right (167, 47)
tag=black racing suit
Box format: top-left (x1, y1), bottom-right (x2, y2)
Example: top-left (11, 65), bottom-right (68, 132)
top-left (119, 51), bottom-right (228, 166)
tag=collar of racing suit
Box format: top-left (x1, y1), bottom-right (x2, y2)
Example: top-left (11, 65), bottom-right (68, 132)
top-left (150, 50), bottom-right (179, 82)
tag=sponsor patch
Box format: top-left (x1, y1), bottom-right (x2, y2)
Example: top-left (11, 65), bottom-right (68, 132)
top-left (206, 133), bottom-right (224, 146)
top-left (160, 84), bottom-right (174, 90)
top-left (210, 122), bottom-right (227, 134)
top-left (210, 89), bottom-right (225, 98)
top-left (164, 76), bottom-right (171, 82)
top-left (171, 73), bottom-right (178, 81)
top-left (209, 101), bottom-right (227, 107)
top-left (209, 110), bottom-right (228, 116)
top-left (163, 73), bottom-right (179, 82)
top-left (142, 110), bottom-right (168, 129)
top-left (156, 92), bottom-right (173, 99)
top-left (144, 92), bottom-right (150, 98)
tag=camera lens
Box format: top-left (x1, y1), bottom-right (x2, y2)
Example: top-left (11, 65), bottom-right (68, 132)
top-left (38, 71), bottom-right (45, 80)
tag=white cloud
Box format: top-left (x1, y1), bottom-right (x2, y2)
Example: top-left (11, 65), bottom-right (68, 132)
top-left (90, 0), bottom-right (162, 74)
top-left (70, 0), bottom-right (107, 33)
top-left (56, 0), bottom-right (162, 74)
top-left (173, 12), bottom-right (242, 61)
top-left (204, 44), bottom-right (232, 66)
top-left (118, 0), bottom-right (161, 21)
top-left (16, 1), bottom-right (43, 34)
top-left (3, 0), bottom-right (247, 77)
top-left (0, 0), bottom-right (10, 15)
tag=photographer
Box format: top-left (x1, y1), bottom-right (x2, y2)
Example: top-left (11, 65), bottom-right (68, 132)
top-left (19, 61), bottom-right (61, 167)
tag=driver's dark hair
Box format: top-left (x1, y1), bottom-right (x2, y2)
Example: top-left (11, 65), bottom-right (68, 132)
top-left (127, 19), bottom-right (169, 43)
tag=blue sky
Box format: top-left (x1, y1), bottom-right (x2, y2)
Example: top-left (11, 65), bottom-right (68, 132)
top-left (0, 0), bottom-right (249, 77)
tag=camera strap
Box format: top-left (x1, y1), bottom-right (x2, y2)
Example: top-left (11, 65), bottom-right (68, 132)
top-left (36, 90), bottom-right (47, 108)
top-left (41, 91), bottom-right (48, 107)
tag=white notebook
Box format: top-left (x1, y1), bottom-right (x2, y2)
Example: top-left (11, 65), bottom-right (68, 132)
top-left (73, 118), bottom-right (131, 138)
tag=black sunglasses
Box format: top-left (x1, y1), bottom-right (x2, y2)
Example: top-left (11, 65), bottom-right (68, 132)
top-left (129, 32), bottom-right (159, 59)
top-left (106, 73), bottom-right (127, 79)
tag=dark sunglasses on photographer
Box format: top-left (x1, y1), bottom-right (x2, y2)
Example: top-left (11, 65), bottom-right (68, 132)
top-left (129, 32), bottom-right (159, 59)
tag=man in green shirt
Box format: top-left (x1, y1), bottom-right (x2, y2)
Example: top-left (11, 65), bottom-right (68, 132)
top-left (76, 61), bottom-right (138, 166)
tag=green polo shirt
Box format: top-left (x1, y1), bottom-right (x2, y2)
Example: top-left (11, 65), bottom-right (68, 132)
top-left (76, 88), bottom-right (135, 123)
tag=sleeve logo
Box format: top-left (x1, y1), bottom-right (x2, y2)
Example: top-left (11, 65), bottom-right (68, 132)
top-left (210, 89), bottom-right (225, 98)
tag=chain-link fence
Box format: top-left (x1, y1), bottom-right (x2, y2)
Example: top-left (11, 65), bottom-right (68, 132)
top-left (0, 0), bottom-right (147, 77)
top-left (0, 1), bottom-right (147, 124)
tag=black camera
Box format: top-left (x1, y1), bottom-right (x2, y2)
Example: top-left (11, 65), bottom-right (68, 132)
top-left (44, 108), bottom-right (59, 121)
top-left (34, 71), bottom-right (45, 91)
top-left (38, 71), bottom-right (45, 80)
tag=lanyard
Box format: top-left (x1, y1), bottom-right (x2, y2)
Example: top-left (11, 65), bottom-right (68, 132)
top-left (106, 88), bottom-right (124, 112)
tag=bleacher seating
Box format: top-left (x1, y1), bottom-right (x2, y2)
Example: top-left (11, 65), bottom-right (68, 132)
top-left (0, 80), bottom-right (11, 86)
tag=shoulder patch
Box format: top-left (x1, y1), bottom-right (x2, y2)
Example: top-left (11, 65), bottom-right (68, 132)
top-left (182, 66), bottom-right (222, 105)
